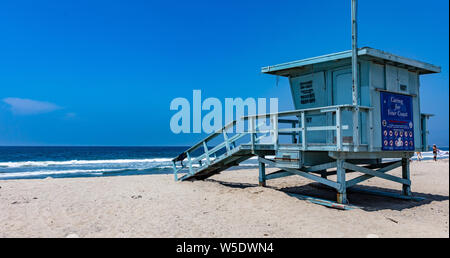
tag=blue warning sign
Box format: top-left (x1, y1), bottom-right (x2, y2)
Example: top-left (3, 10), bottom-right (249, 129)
top-left (380, 92), bottom-right (414, 151)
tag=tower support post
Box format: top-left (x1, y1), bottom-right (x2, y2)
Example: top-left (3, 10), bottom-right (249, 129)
top-left (259, 156), bottom-right (266, 187)
top-left (402, 158), bottom-right (412, 196)
top-left (337, 159), bottom-right (348, 204)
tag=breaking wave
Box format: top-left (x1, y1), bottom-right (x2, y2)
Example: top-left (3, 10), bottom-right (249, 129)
top-left (0, 168), bottom-right (127, 179)
top-left (0, 150), bottom-right (446, 180)
top-left (0, 158), bottom-right (173, 168)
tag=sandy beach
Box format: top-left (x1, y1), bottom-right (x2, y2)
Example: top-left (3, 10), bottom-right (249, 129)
top-left (0, 159), bottom-right (448, 238)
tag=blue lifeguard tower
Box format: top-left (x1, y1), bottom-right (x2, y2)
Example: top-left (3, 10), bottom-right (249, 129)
top-left (171, 1), bottom-right (441, 207)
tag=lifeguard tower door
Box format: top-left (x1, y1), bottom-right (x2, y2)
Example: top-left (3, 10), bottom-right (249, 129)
top-left (332, 68), bottom-right (358, 145)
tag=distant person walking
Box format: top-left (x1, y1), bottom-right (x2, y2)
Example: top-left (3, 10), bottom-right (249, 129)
top-left (432, 144), bottom-right (439, 161)
top-left (416, 151), bottom-right (423, 161)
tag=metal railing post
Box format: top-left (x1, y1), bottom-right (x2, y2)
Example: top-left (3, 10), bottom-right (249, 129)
top-left (336, 107), bottom-right (342, 151)
top-left (186, 151), bottom-right (193, 175)
top-left (291, 121), bottom-right (297, 143)
top-left (301, 112), bottom-right (306, 150)
top-left (250, 117), bottom-right (256, 151)
top-left (223, 131), bottom-right (231, 155)
top-left (271, 114), bottom-right (279, 150)
top-left (368, 109), bottom-right (374, 151)
top-left (203, 141), bottom-right (211, 165)
top-left (353, 108), bottom-right (360, 151)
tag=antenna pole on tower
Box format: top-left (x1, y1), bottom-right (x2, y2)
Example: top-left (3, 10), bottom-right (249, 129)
top-left (351, 0), bottom-right (360, 150)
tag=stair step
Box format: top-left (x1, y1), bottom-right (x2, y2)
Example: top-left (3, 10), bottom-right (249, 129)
top-left (178, 149), bottom-right (255, 181)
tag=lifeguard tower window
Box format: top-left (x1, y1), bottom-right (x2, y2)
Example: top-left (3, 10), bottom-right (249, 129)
top-left (300, 81), bottom-right (315, 104)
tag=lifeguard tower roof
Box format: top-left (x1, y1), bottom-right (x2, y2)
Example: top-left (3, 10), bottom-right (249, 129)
top-left (262, 47), bottom-right (441, 76)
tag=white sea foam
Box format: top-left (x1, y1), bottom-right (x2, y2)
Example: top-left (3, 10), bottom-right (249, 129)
top-left (413, 151), bottom-right (448, 160)
top-left (0, 151), bottom-right (447, 179)
top-left (383, 151), bottom-right (449, 162)
top-left (0, 158), bottom-right (173, 168)
top-left (0, 168), bottom-right (126, 179)
top-left (4, 151), bottom-right (444, 170)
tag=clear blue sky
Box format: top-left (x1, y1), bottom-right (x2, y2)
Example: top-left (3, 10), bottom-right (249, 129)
top-left (0, 0), bottom-right (448, 146)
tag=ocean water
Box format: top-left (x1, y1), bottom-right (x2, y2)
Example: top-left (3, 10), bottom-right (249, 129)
top-left (0, 146), bottom-right (192, 180)
top-left (0, 146), bottom-right (447, 180)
